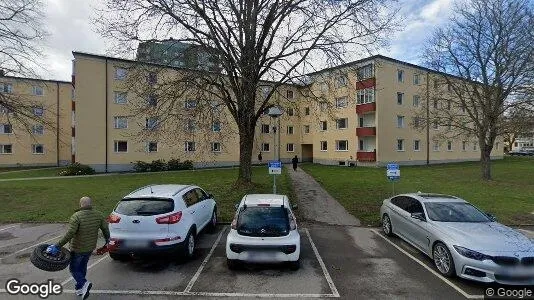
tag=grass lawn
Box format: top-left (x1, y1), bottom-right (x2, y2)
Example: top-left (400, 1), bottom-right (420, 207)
top-left (0, 167), bottom-right (65, 179)
top-left (300, 156), bottom-right (534, 226)
top-left (0, 167), bottom-right (293, 223)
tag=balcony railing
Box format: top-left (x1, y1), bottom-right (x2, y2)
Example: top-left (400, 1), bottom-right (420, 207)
top-left (356, 102), bottom-right (376, 114)
top-left (356, 127), bottom-right (376, 136)
top-left (357, 151), bottom-right (376, 162)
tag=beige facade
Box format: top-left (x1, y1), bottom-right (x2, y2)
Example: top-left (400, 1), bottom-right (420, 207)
top-left (0, 76), bottom-right (72, 167)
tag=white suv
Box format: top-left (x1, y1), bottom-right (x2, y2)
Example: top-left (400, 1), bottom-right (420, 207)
top-left (226, 194), bottom-right (300, 270)
top-left (107, 184), bottom-right (217, 260)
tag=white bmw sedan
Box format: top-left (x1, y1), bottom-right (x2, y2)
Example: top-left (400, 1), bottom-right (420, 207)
top-left (226, 194), bottom-right (300, 270)
top-left (380, 193), bottom-right (534, 285)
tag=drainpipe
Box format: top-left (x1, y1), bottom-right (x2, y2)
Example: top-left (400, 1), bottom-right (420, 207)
top-left (426, 72), bottom-right (430, 165)
top-left (105, 58), bottom-right (109, 173)
top-left (56, 82), bottom-right (60, 166)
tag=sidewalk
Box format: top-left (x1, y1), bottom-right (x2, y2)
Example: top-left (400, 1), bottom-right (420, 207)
top-left (287, 167), bottom-right (361, 226)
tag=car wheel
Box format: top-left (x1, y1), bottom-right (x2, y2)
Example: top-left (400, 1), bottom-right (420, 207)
top-left (183, 230), bottom-right (195, 259)
top-left (30, 244), bottom-right (71, 272)
top-left (288, 259), bottom-right (300, 271)
top-left (227, 259), bottom-right (240, 270)
top-left (109, 252), bottom-right (128, 262)
top-left (433, 242), bottom-right (456, 277)
top-left (207, 208), bottom-right (217, 233)
top-left (382, 214), bottom-right (393, 236)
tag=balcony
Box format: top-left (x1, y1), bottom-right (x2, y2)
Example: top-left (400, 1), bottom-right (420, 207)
top-left (357, 127), bottom-right (376, 137)
top-left (356, 102), bottom-right (376, 114)
top-left (357, 151), bottom-right (376, 162)
top-left (356, 78), bottom-right (375, 89)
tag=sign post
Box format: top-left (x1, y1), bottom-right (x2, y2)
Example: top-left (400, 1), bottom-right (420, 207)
top-left (268, 161), bottom-right (282, 194)
top-left (386, 163), bottom-right (400, 195)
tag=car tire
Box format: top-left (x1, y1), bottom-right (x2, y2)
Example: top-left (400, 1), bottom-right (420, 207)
top-left (382, 214), bottom-right (393, 236)
top-left (109, 252), bottom-right (129, 262)
top-left (433, 242), bottom-right (456, 277)
top-left (183, 230), bottom-right (196, 259)
top-left (207, 208), bottom-right (217, 233)
top-left (288, 259), bottom-right (300, 271)
top-left (30, 244), bottom-right (71, 272)
top-left (227, 259), bottom-right (240, 270)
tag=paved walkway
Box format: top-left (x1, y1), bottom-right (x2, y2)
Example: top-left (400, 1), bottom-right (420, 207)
top-left (287, 167), bottom-right (361, 226)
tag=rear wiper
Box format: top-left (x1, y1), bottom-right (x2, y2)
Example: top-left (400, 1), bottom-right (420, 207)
top-left (136, 211), bottom-right (159, 215)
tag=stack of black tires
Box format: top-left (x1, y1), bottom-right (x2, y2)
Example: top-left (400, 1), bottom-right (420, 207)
top-left (30, 244), bottom-right (71, 272)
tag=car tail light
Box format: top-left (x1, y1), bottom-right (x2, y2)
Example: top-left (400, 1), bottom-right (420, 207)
top-left (155, 236), bottom-right (181, 246)
top-left (229, 244), bottom-right (243, 253)
top-left (107, 214), bottom-right (121, 223)
top-left (283, 245), bottom-right (297, 254)
top-left (156, 211), bottom-right (182, 224)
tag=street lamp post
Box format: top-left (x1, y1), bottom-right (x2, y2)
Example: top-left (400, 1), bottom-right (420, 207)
top-left (267, 106), bottom-right (283, 194)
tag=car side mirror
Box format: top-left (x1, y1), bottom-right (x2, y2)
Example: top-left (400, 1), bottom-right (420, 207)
top-left (486, 213), bottom-right (497, 222)
top-left (411, 212), bottom-right (426, 221)
top-left (234, 203), bottom-right (239, 210)
top-left (208, 193), bottom-right (214, 199)
top-left (291, 204), bottom-right (298, 210)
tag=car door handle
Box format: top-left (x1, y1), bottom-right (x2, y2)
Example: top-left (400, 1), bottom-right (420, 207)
top-left (190, 210), bottom-right (195, 214)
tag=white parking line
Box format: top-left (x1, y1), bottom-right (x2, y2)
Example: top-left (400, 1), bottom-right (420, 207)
top-left (61, 255), bottom-right (110, 286)
top-left (370, 229), bottom-right (484, 300)
top-left (519, 229), bottom-right (534, 235)
top-left (304, 228), bottom-right (340, 298)
top-left (0, 235), bottom-right (61, 260)
top-left (183, 226), bottom-right (227, 292)
top-left (0, 224), bottom-right (18, 232)
top-left (60, 290), bottom-right (338, 297)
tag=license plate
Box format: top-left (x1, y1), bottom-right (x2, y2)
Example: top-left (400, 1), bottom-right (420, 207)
top-left (123, 240), bottom-right (149, 248)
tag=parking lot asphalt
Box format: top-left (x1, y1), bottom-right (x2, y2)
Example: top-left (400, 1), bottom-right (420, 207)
top-left (1, 223), bottom-right (533, 299)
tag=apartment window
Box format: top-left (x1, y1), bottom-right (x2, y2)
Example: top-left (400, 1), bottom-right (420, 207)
top-left (261, 143), bottom-right (270, 152)
top-left (359, 139), bottom-right (364, 151)
top-left (335, 97), bottom-right (348, 108)
top-left (414, 140), bottom-right (420, 151)
top-left (446, 120), bottom-right (452, 131)
top-left (336, 75), bottom-right (348, 87)
top-left (0, 104), bottom-right (13, 114)
top-left (286, 143), bottom-right (294, 152)
top-left (286, 90), bottom-right (294, 99)
top-left (462, 141), bottom-right (467, 151)
top-left (433, 140), bottom-right (440, 151)
top-left (212, 121), bottom-right (221, 132)
top-left (211, 142), bottom-right (221, 152)
top-left (287, 108), bottom-right (294, 116)
top-left (33, 106), bottom-right (44, 117)
top-left (413, 95), bottom-right (420, 107)
top-left (357, 88), bottom-right (374, 104)
top-left (31, 144), bottom-right (44, 154)
top-left (185, 119), bottom-right (196, 132)
top-left (433, 99), bottom-right (438, 109)
top-left (147, 142), bottom-right (158, 153)
top-left (185, 141), bottom-right (196, 152)
top-left (336, 118), bottom-right (348, 129)
top-left (304, 125), bottom-right (310, 134)
top-left (185, 100), bottom-right (197, 109)
top-left (146, 117), bottom-right (159, 130)
top-left (433, 120), bottom-right (439, 130)
top-left (1, 124), bottom-right (13, 134)
top-left (1, 83), bottom-right (13, 93)
top-left (113, 116), bottom-right (127, 129)
top-left (447, 141), bottom-right (453, 151)
top-left (397, 139), bottom-right (405, 151)
top-left (305, 107), bottom-right (310, 116)
top-left (397, 116), bottom-right (405, 128)
top-left (397, 92), bottom-right (404, 105)
top-left (336, 140), bottom-right (348, 151)
top-left (320, 82), bottom-right (328, 93)
top-left (262, 86), bottom-right (272, 99)
top-left (447, 100), bottom-right (452, 110)
top-left (287, 126), bottom-right (294, 135)
top-left (473, 142), bottom-right (477, 151)
top-left (114, 141), bottom-right (128, 153)
top-left (413, 74), bottom-right (420, 85)
top-left (114, 92), bottom-right (128, 104)
top-left (357, 64), bottom-right (373, 80)
top-left (32, 86), bottom-right (44, 96)
top-left (147, 72), bottom-right (157, 84)
top-left (319, 101), bottom-right (328, 111)
top-left (0, 144), bottom-right (12, 154)
top-left (397, 69), bottom-right (404, 82)
top-left (320, 121), bottom-right (327, 131)
top-left (261, 124), bottom-right (270, 134)
top-left (320, 141), bottom-right (328, 151)
top-left (115, 67), bottom-right (127, 80)
top-left (32, 124), bottom-right (44, 135)
top-left (413, 117), bottom-right (421, 128)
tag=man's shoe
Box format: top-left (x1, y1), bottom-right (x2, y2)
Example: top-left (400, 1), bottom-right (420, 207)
top-left (75, 288), bottom-right (82, 296)
top-left (81, 281), bottom-right (92, 299)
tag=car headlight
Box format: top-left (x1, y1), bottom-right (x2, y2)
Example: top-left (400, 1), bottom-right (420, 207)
top-left (453, 246), bottom-right (492, 261)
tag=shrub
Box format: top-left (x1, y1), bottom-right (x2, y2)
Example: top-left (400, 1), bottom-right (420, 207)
top-left (133, 161), bottom-right (150, 172)
top-left (150, 159), bottom-right (167, 172)
top-left (59, 163), bottom-right (95, 176)
top-left (181, 160), bottom-right (194, 170)
top-left (167, 158), bottom-right (194, 170)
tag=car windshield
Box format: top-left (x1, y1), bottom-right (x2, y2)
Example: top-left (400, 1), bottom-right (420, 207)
top-left (425, 202), bottom-right (491, 222)
top-left (237, 206), bottom-right (290, 237)
top-left (115, 198), bottom-right (174, 216)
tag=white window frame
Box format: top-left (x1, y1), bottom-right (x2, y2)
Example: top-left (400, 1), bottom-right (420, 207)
top-left (286, 90), bottom-right (294, 99)
top-left (114, 140), bottom-right (128, 153)
top-left (462, 141), bottom-right (467, 151)
top-left (396, 139), bottom-right (405, 152)
top-left (147, 94), bottom-right (157, 107)
top-left (211, 142), bottom-right (221, 152)
top-left (413, 74), bottom-right (420, 85)
top-left (147, 141), bottom-right (158, 153)
top-left (357, 88), bottom-right (375, 104)
top-left (261, 124), bottom-right (270, 134)
top-left (261, 143), bottom-right (270, 152)
top-left (397, 92), bottom-right (404, 105)
top-left (286, 143), bottom-right (294, 152)
top-left (287, 126), bottom-right (294, 135)
top-left (320, 141), bottom-right (328, 151)
top-left (447, 141), bottom-right (453, 151)
top-left (433, 120), bottom-right (439, 130)
top-left (114, 92), bottom-right (128, 104)
top-left (113, 116), bottom-right (128, 129)
top-left (32, 124), bottom-right (44, 135)
top-left (473, 142), bottom-right (478, 151)
top-left (32, 144), bottom-right (44, 155)
top-left (33, 106), bottom-right (44, 117)
top-left (397, 69), bottom-right (404, 83)
top-left (414, 140), bottom-right (421, 152)
top-left (433, 140), bottom-right (440, 152)
top-left (336, 75), bottom-right (348, 87)
top-left (413, 95), bottom-right (420, 107)
top-left (185, 141), bottom-right (196, 152)
top-left (1, 83), bottom-right (13, 93)
top-left (32, 86), bottom-right (44, 96)
top-left (146, 117), bottom-right (159, 130)
top-left (357, 64), bottom-right (373, 80)
top-left (1, 124), bottom-right (13, 134)
top-left (397, 116), bottom-right (405, 128)
top-left (0, 144), bottom-right (13, 154)
top-left (185, 100), bottom-right (198, 109)
top-left (212, 121), bottom-right (221, 132)
top-left (320, 121), bottom-right (327, 131)
top-left (335, 140), bottom-right (348, 152)
top-left (335, 97), bottom-right (348, 108)
top-left (336, 118), bottom-right (348, 129)
top-left (304, 125), bottom-right (310, 134)
top-left (287, 107), bottom-right (294, 116)
top-left (115, 67), bottom-right (127, 80)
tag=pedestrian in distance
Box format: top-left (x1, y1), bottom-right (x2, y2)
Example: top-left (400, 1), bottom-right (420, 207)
top-left (292, 155), bottom-right (299, 171)
top-left (258, 152), bottom-right (263, 163)
top-left (50, 196), bottom-right (110, 299)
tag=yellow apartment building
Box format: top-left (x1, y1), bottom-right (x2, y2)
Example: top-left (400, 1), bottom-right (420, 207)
top-left (0, 76), bottom-right (73, 167)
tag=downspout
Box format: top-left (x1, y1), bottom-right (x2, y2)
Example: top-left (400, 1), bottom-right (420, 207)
top-left (105, 59), bottom-right (109, 173)
top-left (426, 72), bottom-right (430, 165)
top-left (56, 82), bottom-right (60, 166)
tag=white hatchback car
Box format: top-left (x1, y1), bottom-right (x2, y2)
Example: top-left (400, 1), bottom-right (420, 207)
top-left (107, 184), bottom-right (217, 261)
top-left (226, 194), bottom-right (300, 270)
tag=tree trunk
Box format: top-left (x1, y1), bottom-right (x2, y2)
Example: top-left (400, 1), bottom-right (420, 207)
top-left (236, 123), bottom-right (255, 185)
top-left (480, 145), bottom-right (492, 180)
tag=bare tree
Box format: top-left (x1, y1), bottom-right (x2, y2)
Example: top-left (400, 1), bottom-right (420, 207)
top-left (97, 0), bottom-right (397, 184)
top-left (502, 102), bottom-right (534, 151)
top-left (420, 0), bottom-right (533, 180)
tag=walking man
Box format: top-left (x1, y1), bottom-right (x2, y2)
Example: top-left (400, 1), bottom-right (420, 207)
top-left (292, 155), bottom-right (299, 171)
top-left (52, 196), bottom-right (110, 299)
top-left (258, 152), bottom-right (263, 163)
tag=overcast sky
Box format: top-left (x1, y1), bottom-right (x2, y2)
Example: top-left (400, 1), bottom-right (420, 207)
top-left (42, 0), bottom-right (454, 81)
